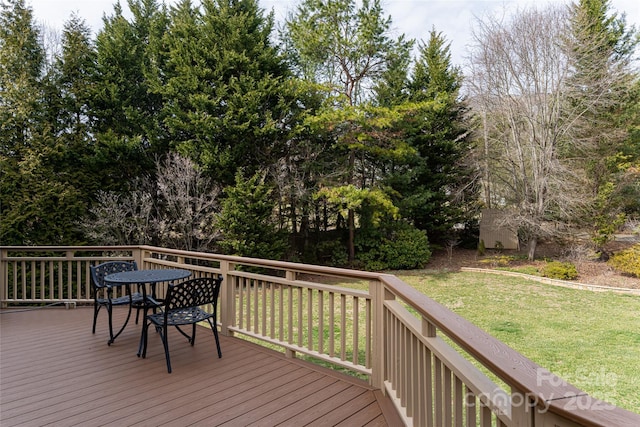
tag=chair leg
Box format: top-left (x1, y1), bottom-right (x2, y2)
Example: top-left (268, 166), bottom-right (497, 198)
top-left (135, 284), bottom-right (142, 324)
top-left (140, 319), bottom-right (150, 358)
top-left (142, 321), bottom-right (172, 373)
top-left (135, 304), bottom-right (146, 325)
top-left (161, 325), bottom-right (172, 373)
top-left (107, 303), bottom-right (114, 346)
top-left (209, 318), bottom-right (222, 358)
top-left (92, 303), bottom-right (100, 334)
top-left (107, 298), bottom-right (134, 346)
top-left (191, 323), bottom-right (197, 346)
top-left (140, 321), bottom-right (147, 358)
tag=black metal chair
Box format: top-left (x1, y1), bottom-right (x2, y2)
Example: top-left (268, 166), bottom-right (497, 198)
top-left (140, 276), bottom-right (223, 373)
top-left (90, 261), bottom-right (144, 344)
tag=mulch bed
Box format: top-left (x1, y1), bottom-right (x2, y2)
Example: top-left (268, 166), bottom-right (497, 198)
top-left (427, 238), bottom-right (640, 290)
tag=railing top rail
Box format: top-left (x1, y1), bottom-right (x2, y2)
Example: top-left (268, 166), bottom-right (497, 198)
top-left (1, 246), bottom-right (139, 251)
top-left (139, 245), bottom-right (383, 281)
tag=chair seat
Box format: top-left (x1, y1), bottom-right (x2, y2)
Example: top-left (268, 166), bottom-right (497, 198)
top-left (147, 307), bottom-right (211, 326)
top-left (96, 292), bottom-right (144, 306)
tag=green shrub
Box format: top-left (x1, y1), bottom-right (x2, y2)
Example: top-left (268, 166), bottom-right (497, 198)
top-left (541, 261), bottom-right (578, 280)
top-left (479, 255), bottom-right (512, 267)
top-left (355, 221), bottom-right (431, 271)
top-left (608, 244), bottom-right (640, 277)
top-left (316, 240), bottom-right (349, 267)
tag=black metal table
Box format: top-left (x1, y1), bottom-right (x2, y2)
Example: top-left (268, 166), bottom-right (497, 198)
top-left (104, 269), bottom-right (191, 348)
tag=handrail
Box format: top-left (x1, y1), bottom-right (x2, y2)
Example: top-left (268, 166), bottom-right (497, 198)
top-left (1, 245), bottom-right (638, 426)
top-left (377, 274), bottom-right (637, 426)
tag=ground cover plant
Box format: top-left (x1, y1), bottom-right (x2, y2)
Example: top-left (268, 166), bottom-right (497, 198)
top-left (608, 244), bottom-right (640, 277)
top-left (396, 271), bottom-right (640, 413)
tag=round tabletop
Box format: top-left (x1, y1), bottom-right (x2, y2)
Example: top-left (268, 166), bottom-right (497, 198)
top-left (104, 268), bottom-right (191, 285)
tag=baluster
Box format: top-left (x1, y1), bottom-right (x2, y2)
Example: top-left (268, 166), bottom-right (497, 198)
top-left (318, 289), bottom-right (324, 354)
top-left (465, 385), bottom-right (476, 427)
top-left (328, 292), bottom-right (335, 357)
top-left (352, 295), bottom-right (359, 365)
top-left (307, 287), bottom-right (313, 350)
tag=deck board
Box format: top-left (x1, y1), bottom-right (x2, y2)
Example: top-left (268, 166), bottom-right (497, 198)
top-left (0, 307), bottom-right (402, 426)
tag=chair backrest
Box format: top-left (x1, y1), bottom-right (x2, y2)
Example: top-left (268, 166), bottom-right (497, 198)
top-left (90, 261), bottom-right (138, 288)
top-left (164, 276), bottom-right (223, 311)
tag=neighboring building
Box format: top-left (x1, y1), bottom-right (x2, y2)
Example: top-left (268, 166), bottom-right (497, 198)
top-left (479, 209), bottom-right (519, 249)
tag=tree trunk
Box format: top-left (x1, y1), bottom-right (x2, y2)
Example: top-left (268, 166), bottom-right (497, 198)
top-left (289, 196), bottom-right (297, 234)
top-left (348, 208), bottom-right (355, 264)
top-left (482, 110), bottom-right (492, 208)
top-left (527, 237), bottom-right (538, 261)
top-left (347, 148), bottom-right (356, 264)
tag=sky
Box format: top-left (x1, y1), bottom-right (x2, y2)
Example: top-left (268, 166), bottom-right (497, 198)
top-left (27, 0), bottom-right (640, 67)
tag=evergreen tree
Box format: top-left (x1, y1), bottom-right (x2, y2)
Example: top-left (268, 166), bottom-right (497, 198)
top-left (378, 30), bottom-right (475, 242)
top-left (53, 15), bottom-right (99, 194)
top-left (0, 0), bottom-right (86, 244)
top-left (93, 0), bottom-right (166, 142)
top-left (1, 0), bottom-right (45, 244)
top-left (566, 0), bottom-right (640, 247)
top-left (404, 31), bottom-right (474, 240)
top-left (156, 0), bottom-right (292, 185)
top-left (285, 0), bottom-right (413, 262)
top-left (0, 0), bottom-right (43, 155)
top-left (217, 170), bottom-right (286, 260)
top-left (372, 41), bottom-right (412, 107)
top-left (56, 14), bottom-right (97, 140)
top-left (90, 0), bottom-right (168, 191)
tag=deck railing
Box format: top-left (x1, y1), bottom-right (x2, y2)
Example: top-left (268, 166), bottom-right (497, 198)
top-left (1, 245), bottom-right (638, 427)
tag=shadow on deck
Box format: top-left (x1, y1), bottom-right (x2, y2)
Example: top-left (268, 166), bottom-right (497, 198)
top-left (0, 307), bottom-right (401, 426)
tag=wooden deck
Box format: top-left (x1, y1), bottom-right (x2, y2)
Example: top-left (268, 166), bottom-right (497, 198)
top-left (0, 307), bottom-right (401, 427)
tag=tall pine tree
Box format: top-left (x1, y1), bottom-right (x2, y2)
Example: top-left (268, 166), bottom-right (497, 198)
top-left (90, 0), bottom-right (168, 192)
top-left (384, 30), bottom-right (475, 242)
top-left (1, 0), bottom-right (45, 244)
top-left (0, 0), bottom-right (87, 244)
top-left (566, 0), bottom-right (640, 247)
top-left (155, 0), bottom-right (292, 186)
top-left (285, 0), bottom-right (413, 262)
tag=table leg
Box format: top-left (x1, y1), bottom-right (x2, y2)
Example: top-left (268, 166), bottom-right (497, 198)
top-left (137, 284), bottom-right (155, 357)
top-left (137, 282), bottom-right (164, 356)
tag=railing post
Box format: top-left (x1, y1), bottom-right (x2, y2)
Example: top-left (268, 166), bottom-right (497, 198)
top-left (511, 386), bottom-right (535, 427)
top-left (371, 279), bottom-right (391, 390)
top-left (132, 247), bottom-right (145, 269)
top-left (219, 259), bottom-right (235, 336)
top-left (0, 248), bottom-right (7, 307)
top-left (423, 316), bottom-right (436, 337)
top-left (532, 405), bottom-right (584, 427)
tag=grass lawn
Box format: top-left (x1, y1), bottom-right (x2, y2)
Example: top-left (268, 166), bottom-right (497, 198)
top-left (394, 270), bottom-right (640, 414)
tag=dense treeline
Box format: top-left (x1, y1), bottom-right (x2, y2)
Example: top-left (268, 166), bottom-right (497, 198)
top-left (1, 0), bottom-right (638, 267)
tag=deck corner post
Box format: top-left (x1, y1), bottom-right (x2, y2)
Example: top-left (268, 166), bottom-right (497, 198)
top-left (371, 278), bottom-right (391, 391)
top-left (132, 246), bottom-right (145, 269)
top-left (510, 386), bottom-right (536, 427)
top-left (219, 259), bottom-right (235, 336)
